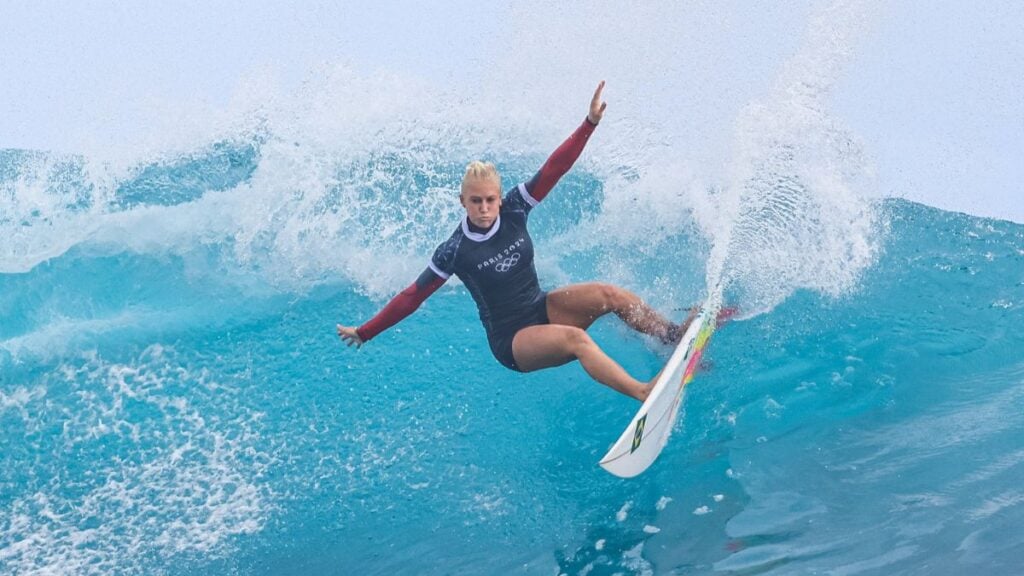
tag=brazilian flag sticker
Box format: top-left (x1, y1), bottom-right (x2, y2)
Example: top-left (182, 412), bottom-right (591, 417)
top-left (630, 414), bottom-right (648, 453)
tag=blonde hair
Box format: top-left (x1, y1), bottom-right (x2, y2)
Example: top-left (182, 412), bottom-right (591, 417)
top-left (461, 161), bottom-right (501, 194)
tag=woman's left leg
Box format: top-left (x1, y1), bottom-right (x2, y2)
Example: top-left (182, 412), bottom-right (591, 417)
top-left (546, 282), bottom-right (684, 344)
top-left (512, 323), bottom-right (653, 401)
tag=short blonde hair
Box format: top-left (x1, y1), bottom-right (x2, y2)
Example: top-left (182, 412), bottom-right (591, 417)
top-left (461, 161), bottom-right (501, 194)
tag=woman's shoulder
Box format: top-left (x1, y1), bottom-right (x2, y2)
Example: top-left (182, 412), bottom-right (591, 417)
top-left (430, 222), bottom-right (466, 272)
top-left (433, 222), bottom-right (465, 251)
top-left (503, 183), bottom-right (539, 215)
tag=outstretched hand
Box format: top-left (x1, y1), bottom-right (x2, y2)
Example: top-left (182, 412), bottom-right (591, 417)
top-left (588, 80), bottom-right (607, 125)
top-left (337, 324), bottom-right (364, 349)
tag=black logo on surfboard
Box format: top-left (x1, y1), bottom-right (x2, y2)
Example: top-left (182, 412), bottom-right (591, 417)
top-left (630, 414), bottom-right (648, 453)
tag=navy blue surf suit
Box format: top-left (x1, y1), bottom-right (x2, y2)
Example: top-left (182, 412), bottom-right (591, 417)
top-left (356, 117), bottom-right (597, 370)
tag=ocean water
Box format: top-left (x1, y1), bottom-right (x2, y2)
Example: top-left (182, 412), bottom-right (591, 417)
top-left (3, 2), bottom-right (1024, 575)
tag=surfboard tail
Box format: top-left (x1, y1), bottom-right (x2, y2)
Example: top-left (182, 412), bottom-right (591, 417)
top-left (598, 284), bottom-right (725, 478)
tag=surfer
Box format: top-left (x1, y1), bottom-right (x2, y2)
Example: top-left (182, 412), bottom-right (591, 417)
top-left (337, 82), bottom-right (694, 401)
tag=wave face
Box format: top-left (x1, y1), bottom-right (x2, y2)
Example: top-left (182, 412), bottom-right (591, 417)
top-left (2, 2), bottom-right (1023, 575)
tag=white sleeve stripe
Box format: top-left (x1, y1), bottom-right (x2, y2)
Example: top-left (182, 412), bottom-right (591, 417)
top-left (518, 183), bottom-right (540, 207)
top-left (428, 260), bottom-right (451, 279)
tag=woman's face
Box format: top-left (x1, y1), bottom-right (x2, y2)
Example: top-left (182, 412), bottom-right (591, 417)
top-left (460, 178), bottom-right (501, 228)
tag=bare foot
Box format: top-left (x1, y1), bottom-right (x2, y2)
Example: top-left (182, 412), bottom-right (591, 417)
top-left (716, 306), bottom-right (739, 327)
top-left (635, 383), bottom-right (653, 403)
top-left (662, 307), bottom-right (700, 345)
top-left (635, 365), bottom-right (668, 402)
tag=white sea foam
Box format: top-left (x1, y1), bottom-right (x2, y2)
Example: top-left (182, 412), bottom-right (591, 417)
top-left (0, 345), bottom-right (272, 575)
top-left (2, 0), bottom-right (885, 324)
top-left (0, 308), bottom-right (174, 363)
top-left (2, 4), bottom-right (882, 314)
top-left (704, 0), bottom-right (882, 311)
top-left (0, 67), bottom-right (527, 292)
top-left (616, 501), bottom-right (633, 522)
top-left (0, 385), bottom-right (45, 414)
top-left (620, 542), bottom-right (654, 576)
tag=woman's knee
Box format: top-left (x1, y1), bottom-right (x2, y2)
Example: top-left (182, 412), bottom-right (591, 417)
top-left (564, 326), bottom-right (594, 355)
top-left (597, 283), bottom-right (637, 312)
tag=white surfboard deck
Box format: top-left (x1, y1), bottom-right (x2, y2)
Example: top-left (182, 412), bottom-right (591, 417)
top-left (599, 285), bottom-right (724, 478)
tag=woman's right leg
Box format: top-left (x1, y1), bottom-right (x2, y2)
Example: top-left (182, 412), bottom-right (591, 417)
top-left (546, 282), bottom-right (687, 345)
top-left (512, 324), bottom-right (651, 401)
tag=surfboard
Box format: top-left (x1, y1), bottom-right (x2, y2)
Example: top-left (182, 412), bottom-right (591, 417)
top-left (599, 285), bottom-right (724, 478)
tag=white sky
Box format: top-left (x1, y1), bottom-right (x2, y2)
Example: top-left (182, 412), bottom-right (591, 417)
top-left (2, 0), bottom-right (1021, 222)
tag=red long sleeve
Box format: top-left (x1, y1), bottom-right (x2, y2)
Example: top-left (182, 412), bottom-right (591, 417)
top-left (356, 274), bottom-right (446, 342)
top-left (526, 117), bottom-right (597, 203)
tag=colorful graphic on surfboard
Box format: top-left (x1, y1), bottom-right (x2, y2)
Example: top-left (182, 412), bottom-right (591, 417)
top-left (599, 284), bottom-right (725, 478)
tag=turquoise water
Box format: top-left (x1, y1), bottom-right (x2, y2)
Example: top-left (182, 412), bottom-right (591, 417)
top-left (2, 3), bottom-right (1023, 571)
top-left (1, 133), bottom-right (1022, 575)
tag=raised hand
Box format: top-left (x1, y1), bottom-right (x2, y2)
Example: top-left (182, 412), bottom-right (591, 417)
top-left (588, 81), bottom-right (607, 125)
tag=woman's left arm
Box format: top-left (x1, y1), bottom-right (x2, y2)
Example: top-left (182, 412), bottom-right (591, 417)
top-left (524, 81), bottom-right (606, 203)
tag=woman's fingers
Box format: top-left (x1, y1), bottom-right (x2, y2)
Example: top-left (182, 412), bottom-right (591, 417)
top-left (589, 80), bottom-right (606, 124)
top-left (336, 324), bottom-right (363, 348)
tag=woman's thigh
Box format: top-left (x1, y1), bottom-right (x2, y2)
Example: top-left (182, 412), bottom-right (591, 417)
top-left (545, 282), bottom-right (620, 330)
top-left (512, 323), bottom-right (587, 372)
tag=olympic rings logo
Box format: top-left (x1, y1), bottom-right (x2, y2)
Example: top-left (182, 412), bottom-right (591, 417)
top-left (495, 252), bottom-right (521, 273)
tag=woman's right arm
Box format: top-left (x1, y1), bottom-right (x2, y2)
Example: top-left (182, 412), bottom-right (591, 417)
top-left (337, 268), bottom-right (447, 347)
